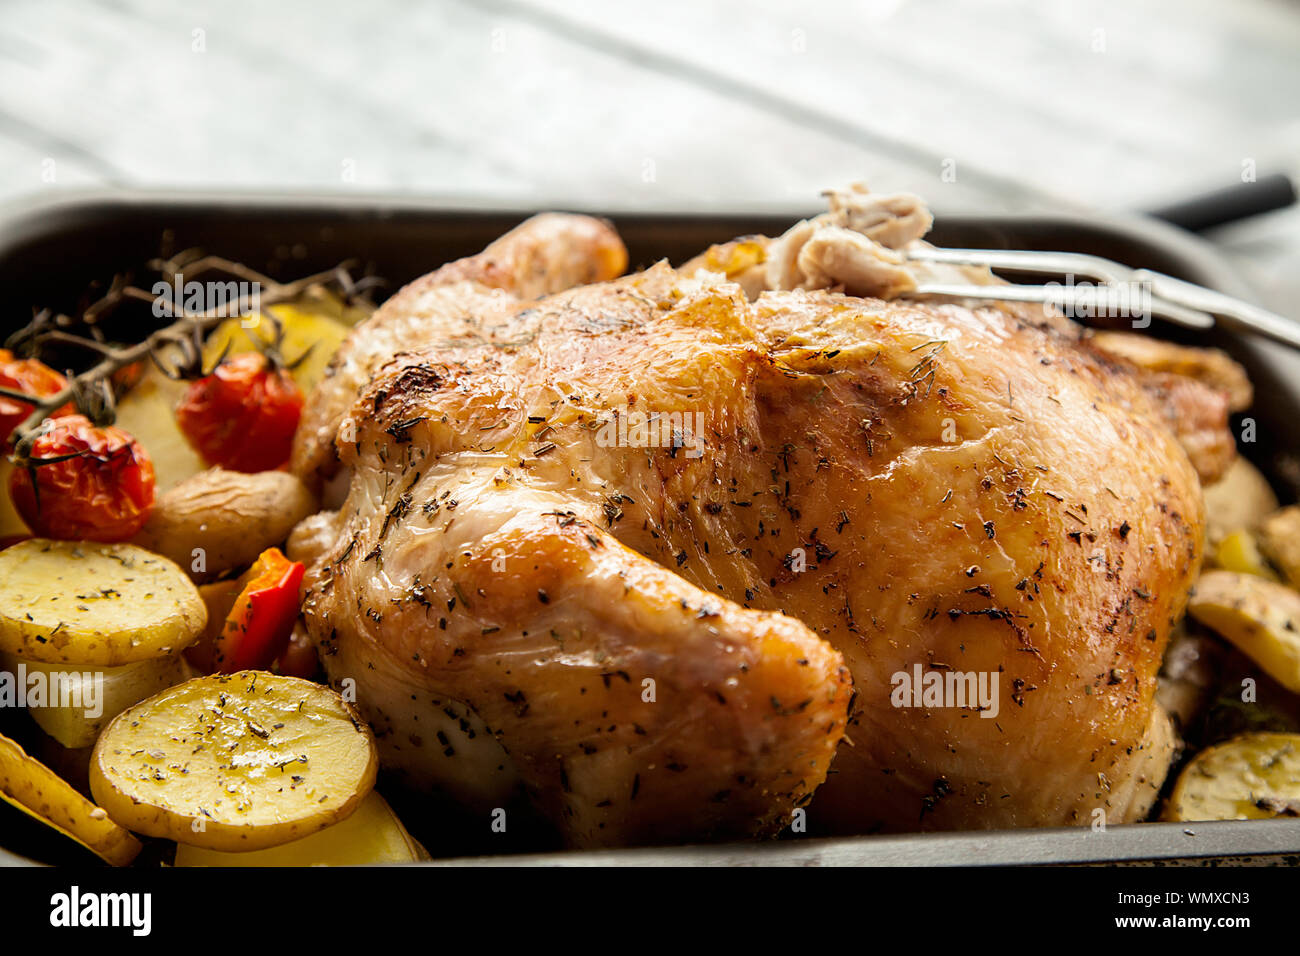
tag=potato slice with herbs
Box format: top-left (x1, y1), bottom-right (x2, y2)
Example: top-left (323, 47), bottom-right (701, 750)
top-left (1188, 570), bottom-right (1300, 693)
top-left (174, 790), bottom-right (427, 866)
top-left (1202, 457), bottom-right (1279, 549)
top-left (0, 729), bottom-right (141, 865)
top-left (1164, 732), bottom-right (1300, 821)
top-left (0, 540), bottom-right (206, 666)
top-left (90, 671), bottom-right (376, 851)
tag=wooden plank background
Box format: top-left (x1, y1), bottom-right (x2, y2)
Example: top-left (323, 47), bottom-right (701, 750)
top-left (0, 0), bottom-right (1295, 311)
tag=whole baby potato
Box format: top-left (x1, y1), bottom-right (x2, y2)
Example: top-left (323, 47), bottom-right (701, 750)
top-left (133, 467), bottom-right (316, 581)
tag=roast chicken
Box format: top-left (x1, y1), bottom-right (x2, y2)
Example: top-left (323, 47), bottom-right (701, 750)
top-left (288, 186), bottom-right (1241, 845)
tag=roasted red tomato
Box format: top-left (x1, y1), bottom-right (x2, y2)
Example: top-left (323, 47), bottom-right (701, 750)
top-left (8, 414), bottom-right (156, 542)
top-left (0, 349), bottom-right (73, 445)
top-left (176, 352), bottom-right (303, 472)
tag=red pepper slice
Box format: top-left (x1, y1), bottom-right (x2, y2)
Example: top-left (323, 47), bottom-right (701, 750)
top-left (213, 548), bottom-right (305, 673)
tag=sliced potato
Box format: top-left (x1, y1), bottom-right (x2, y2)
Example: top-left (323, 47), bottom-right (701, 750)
top-left (111, 362), bottom-right (205, 493)
top-left (1, 651), bottom-right (189, 749)
top-left (0, 729), bottom-right (141, 865)
top-left (204, 303), bottom-right (350, 394)
top-left (1188, 570), bottom-right (1300, 693)
top-left (1164, 732), bottom-right (1300, 821)
top-left (0, 540), bottom-right (206, 666)
top-left (1213, 529), bottom-right (1278, 580)
top-left (174, 790), bottom-right (427, 866)
top-left (90, 671), bottom-right (377, 851)
top-left (1259, 505), bottom-right (1300, 590)
top-left (1202, 457), bottom-right (1279, 549)
top-left (132, 468), bottom-right (317, 582)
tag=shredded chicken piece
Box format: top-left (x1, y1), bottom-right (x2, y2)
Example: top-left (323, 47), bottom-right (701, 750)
top-left (824, 182), bottom-right (934, 249)
top-left (764, 183), bottom-right (928, 296)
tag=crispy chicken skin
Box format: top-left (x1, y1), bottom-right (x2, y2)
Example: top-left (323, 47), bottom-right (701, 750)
top-left (293, 189), bottom-right (1237, 842)
top-left (750, 292), bottom-right (1195, 830)
top-left (292, 212), bottom-right (629, 488)
top-left (1085, 330), bottom-right (1246, 483)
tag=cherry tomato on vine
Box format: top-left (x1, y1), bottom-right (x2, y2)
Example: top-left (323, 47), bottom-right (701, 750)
top-left (0, 349), bottom-right (73, 445)
top-left (175, 352), bottom-right (303, 472)
top-left (8, 414), bottom-right (156, 542)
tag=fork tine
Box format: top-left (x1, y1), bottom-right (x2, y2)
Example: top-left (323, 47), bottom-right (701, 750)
top-left (1134, 269), bottom-right (1300, 350)
top-left (904, 282), bottom-right (1216, 331)
top-left (904, 245), bottom-right (1300, 350)
top-left (905, 247), bottom-right (1134, 285)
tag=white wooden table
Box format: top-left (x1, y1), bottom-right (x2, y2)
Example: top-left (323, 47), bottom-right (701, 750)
top-left (0, 0), bottom-right (1295, 310)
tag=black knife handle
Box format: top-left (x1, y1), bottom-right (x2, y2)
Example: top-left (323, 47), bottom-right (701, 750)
top-left (1146, 173), bottom-right (1297, 232)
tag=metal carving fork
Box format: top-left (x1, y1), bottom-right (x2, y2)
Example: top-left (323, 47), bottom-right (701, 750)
top-left (901, 246), bottom-right (1300, 350)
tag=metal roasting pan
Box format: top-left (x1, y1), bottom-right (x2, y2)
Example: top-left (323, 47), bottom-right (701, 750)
top-left (1, 189), bottom-right (1298, 867)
